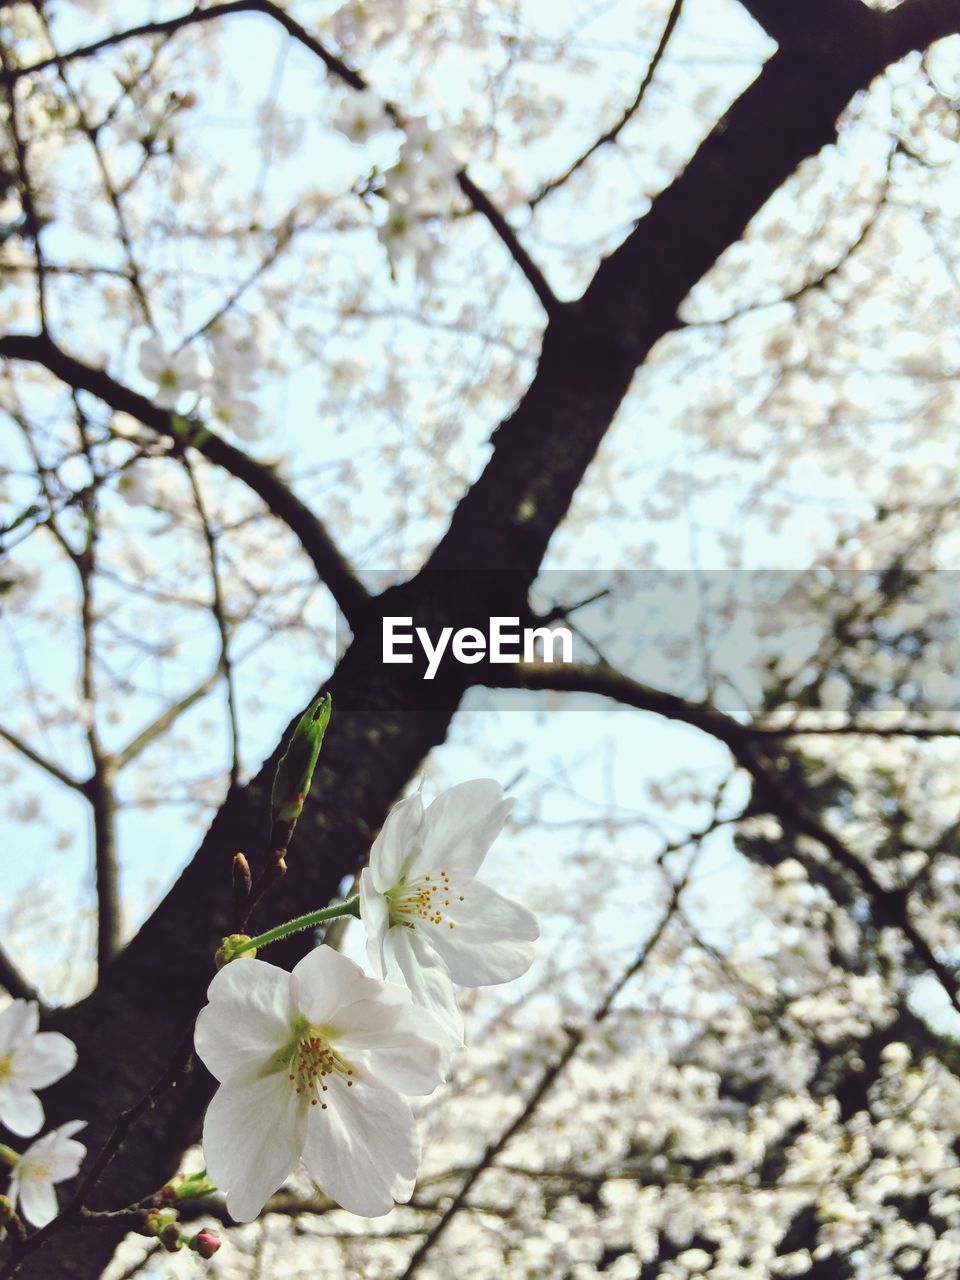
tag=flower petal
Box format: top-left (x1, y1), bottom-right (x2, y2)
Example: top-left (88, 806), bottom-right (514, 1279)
top-left (291, 945), bottom-right (385, 1027)
top-left (360, 867), bottom-right (390, 976)
top-left (195, 959), bottom-right (294, 1084)
top-left (414, 780), bottom-right (513, 882)
top-left (302, 1072), bottom-right (418, 1217)
top-left (0, 1000), bottom-right (38, 1055)
top-left (202, 1073), bottom-right (305, 1223)
top-left (0, 1083), bottom-right (44, 1137)
top-left (17, 1172), bottom-right (59, 1229)
top-left (332, 998), bottom-right (445, 1095)
top-left (14, 1031), bottom-right (77, 1089)
top-left (422, 880), bottom-right (537, 986)
top-left (370, 793), bottom-right (425, 893)
top-left (137, 335), bottom-right (165, 382)
top-left (383, 927), bottom-right (463, 1048)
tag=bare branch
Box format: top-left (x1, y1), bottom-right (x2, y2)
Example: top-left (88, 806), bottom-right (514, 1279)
top-left (0, 942), bottom-right (42, 1005)
top-left (0, 722), bottom-right (89, 794)
top-left (529, 0), bottom-right (684, 208)
top-left (496, 660), bottom-right (960, 1019)
top-left (112, 669), bottom-right (221, 771)
top-left (181, 458), bottom-right (241, 787)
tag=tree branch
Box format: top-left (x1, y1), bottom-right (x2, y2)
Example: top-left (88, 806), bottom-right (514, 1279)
top-left (0, 722), bottom-right (89, 794)
top-left (496, 660), bottom-right (960, 1018)
top-left (529, 0), bottom-right (684, 208)
top-left (0, 331), bottom-right (370, 628)
top-left (0, 942), bottom-right (42, 1005)
top-left (112, 669), bottom-right (221, 771)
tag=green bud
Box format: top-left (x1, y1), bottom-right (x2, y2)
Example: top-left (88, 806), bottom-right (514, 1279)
top-left (0, 1194), bottom-right (15, 1221)
top-left (215, 934), bottom-right (256, 969)
top-left (142, 1207), bottom-right (178, 1239)
top-left (271, 692), bottom-right (332, 823)
top-left (170, 1170), bottom-right (217, 1201)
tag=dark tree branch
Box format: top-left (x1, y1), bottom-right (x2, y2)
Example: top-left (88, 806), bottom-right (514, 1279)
top-left (0, 332), bottom-right (371, 629)
top-left (883, 0), bottom-right (960, 59)
top-left (529, 0), bottom-right (685, 208)
top-left (737, 0), bottom-right (878, 48)
top-left (0, 941), bottom-right (42, 1005)
top-left (495, 660), bottom-right (960, 1018)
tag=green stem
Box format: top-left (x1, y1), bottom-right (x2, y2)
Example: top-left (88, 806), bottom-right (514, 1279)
top-left (237, 896), bottom-right (361, 953)
top-left (0, 1144), bottom-right (19, 1169)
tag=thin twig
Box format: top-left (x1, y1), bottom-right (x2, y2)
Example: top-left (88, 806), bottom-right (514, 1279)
top-left (529, 0), bottom-right (684, 208)
top-left (181, 457), bottom-right (241, 787)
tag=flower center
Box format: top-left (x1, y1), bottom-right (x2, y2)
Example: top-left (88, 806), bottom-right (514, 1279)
top-left (287, 1028), bottom-right (355, 1110)
top-left (0, 1052), bottom-right (12, 1083)
top-left (385, 870), bottom-right (464, 931)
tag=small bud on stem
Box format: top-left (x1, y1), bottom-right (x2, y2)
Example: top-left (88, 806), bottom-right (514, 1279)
top-left (270, 692), bottom-right (331, 829)
top-left (231, 852), bottom-right (252, 925)
top-left (215, 935), bottom-right (256, 969)
top-left (188, 1228), bottom-right (221, 1258)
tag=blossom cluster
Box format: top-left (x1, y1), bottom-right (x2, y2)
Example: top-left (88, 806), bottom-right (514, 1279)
top-left (134, 319), bottom-right (262, 441)
top-left (0, 1000), bottom-right (83, 1229)
top-left (194, 779), bottom-right (537, 1222)
top-left (331, 86), bottom-right (460, 282)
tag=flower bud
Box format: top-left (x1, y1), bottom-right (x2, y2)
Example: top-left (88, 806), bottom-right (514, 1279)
top-left (215, 934), bottom-right (256, 969)
top-left (171, 1170), bottom-right (217, 1201)
top-left (189, 1228), bottom-right (222, 1259)
top-left (159, 1222), bottom-right (183, 1252)
top-left (232, 852), bottom-right (252, 911)
top-left (271, 693), bottom-right (331, 823)
top-left (0, 1194), bottom-right (15, 1222)
top-left (141, 1207), bottom-right (178, 1239)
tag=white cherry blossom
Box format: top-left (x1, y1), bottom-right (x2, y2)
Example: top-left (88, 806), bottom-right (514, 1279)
top-left (359, 781), bottom-right (539, 1044)
top-left (377, 202), bottom-right (437, 282)
top-left (137, 335), bottom-right (204, 409)
top-left (0, 1001), bottom-right (77, 1138)
top-left (194, 945), bottom-right (444, 1222)
top-left (332, 89), bottom-right (394, 144)
top-left (6, 1120), bottom-right (86, 1228)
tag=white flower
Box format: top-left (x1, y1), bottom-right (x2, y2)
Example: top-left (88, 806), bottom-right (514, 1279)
top-left (377, 202), bottom-right (437, 282)
top-left (0, 1001), bottom-right (77, 1137)
top-left (194, 945), bottom-right (444, 1222)
top-left (331, 89), bottom-right (394, 144)
top-left (210, 389), bottom-right (260, 440)
top-left (6, 1121), bottom-right (86, 1227)
top-left (208, 321), bottom-right (259, 393)
top-left (137, 335), bottom-right (204, 409)
top-left (359, 781), bottom-right (539, 1044)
